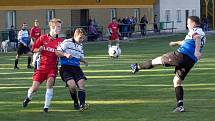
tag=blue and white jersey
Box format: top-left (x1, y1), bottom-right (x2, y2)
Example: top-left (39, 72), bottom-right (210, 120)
top-left (177, 27), bottom-right (206, 62)
top-left (18, 29), bottom-right (29, 45)
top-left (57, 38), bottom-right (84, 67)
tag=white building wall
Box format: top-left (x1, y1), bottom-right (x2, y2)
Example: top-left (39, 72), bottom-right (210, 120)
top-left (159, 0), bottom-right (200, 30)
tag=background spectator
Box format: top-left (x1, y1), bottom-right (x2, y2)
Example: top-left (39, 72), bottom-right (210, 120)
top-left (154, 15), bottom-right (159, 33)
top-left (9, 25), bottom-right (18, 49)
top-left (140, 15), bottom-right (148, 35)
top-left (88, 21), bottom-right (99, 41)
top-left (30, 19), bottom-right (41, 45)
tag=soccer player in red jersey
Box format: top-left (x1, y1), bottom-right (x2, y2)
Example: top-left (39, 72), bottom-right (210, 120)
top-left (30, 19), bottom-right (41, 44)
top-left (22, 18), bottom-right (64, 113)
top-left (108, 17), bottom-right (120, 49)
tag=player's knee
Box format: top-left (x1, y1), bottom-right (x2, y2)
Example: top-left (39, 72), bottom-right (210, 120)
top-left (16, 55), bottom-right (20, 59)
top-left (31, 81), bottom-right (40, 91)
top-left (67, 80), bottom-right (76, 88)
top-left (152, 57), bottom-right (162, 65)
top-left (31, 86), bottom-right (39, 92)
top-left (47, 78), bottom-right (55, 88)
top-left (173, 76), bottom-right (182, 87)
top-left (77, 79), bottom-right (85, 89)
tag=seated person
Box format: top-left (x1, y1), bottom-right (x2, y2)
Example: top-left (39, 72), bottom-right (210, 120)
top-left (88, 22), bottom-right (99, 41)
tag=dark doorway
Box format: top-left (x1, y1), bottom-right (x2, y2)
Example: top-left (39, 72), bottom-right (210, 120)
top-left (185, 10), bottom-right (189, 29)
top-left (80, 9), bottom-right (89, 26)
top-left (71, 10), bottom-right (81, 26)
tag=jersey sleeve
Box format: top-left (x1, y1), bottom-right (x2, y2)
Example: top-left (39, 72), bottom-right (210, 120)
top-left (18, 30), bottom-right (22, 42)
top-left (80, 44), bottom-right (85, 59)
top-left (57, 40), bottom-right (67, 52)
top-left (80, 53), bottom-right (85, 59)
top-left (32, 35), bottom-right (43, 51)
top-left (30, 28), bottom-right (34, 38)
top-left (108, 23), bottom-right (111, 28)
top-left (191, 28), bottom-right (198, 36)
top-left (191, 28), bottom-right (203, 40)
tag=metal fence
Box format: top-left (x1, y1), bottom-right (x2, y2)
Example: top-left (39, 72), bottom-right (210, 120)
top-left (0, 21), bottom-right (176, 43)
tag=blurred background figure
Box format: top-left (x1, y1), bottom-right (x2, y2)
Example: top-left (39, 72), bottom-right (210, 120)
top-left (30, 19), bottom-right (41, 46)
top-left (9, 25), bottom-right (18, 49)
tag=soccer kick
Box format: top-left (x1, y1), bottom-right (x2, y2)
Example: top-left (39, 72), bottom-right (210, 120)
top-left (131, 16), bottom-right (206, 112)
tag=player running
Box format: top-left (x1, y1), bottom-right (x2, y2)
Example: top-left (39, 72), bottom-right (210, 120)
top-left (108, 17), bottom-right (120, 49)
top-left (30, 19), bottom-right (41, 45)
top-left (131, 16), bottom-right (206, 112)
top-left (14, 23), bottom-right (33, 70)
top-left (56, 28), bottom-right (89, 111)
top-left (22, 18), bottom-right (64, 113)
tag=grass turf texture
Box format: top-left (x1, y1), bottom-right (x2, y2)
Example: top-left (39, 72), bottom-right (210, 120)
top-left (0, 34), bottom-right (214, 121)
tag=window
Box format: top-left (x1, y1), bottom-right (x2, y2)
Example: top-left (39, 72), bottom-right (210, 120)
top-left (6, 11), bottom-right (16, 29)
top-left (96, 0), bottom-right (101, 3)
top-left (192, 9), bottom-right (196, 16)
top-left (110, 8), bottom-right (116, 20)
top-left (47, 10), bottom-right (55, 25)
top-left (176, 10), bottom-right (182, 22)
top-left (133, 8), bottom-right (140, 22)
top-left (165, 10), bottom-right (171, 22)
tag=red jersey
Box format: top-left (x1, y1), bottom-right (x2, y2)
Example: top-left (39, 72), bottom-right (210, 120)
top-left (30, 26), bottom-right (41, 40)
top-left (108, 22), bottom-right (119, 34)
top-left (32, 34), bottom-right (63, 71)
top-left (108, 22), bottom-right (119, 40)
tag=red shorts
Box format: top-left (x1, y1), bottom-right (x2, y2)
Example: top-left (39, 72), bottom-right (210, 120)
top-left (110, 33), bottom-right (119, 41)
top-left (33, 69), bottom-right (57, 83)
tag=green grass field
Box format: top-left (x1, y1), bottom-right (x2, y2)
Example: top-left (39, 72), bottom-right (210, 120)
top-left (0, 34), bottom-right (215, 121)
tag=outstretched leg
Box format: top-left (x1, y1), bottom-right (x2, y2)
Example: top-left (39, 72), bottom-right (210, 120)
top-left (14, 54), bottom-right (20, 69)
top-left (131, 52), bottom-right (180, 74)
top-left (131, 56), bottom-right (162, 74)
top-left (23, 81), bottom-right (40, 107)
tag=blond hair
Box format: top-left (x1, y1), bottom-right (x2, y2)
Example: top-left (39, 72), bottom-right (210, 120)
top-left (74, 28), bottom-right (86, 36)
top-left (49, 18), bottom-right (62, 27)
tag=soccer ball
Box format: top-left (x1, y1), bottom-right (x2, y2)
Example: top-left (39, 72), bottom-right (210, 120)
top-left (108, 46), bottom-right (121, 58)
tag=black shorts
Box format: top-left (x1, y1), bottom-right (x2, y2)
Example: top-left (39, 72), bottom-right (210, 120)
top-left (17, 43), bottom-right (31, 55)
top-left (161, 51), bottom-right (195, 80)
top-left (59, 65), bottom-right (87, 86)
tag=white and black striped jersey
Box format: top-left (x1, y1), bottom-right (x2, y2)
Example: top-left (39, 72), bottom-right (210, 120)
top-left (57, 38), bottom-right (84, 67)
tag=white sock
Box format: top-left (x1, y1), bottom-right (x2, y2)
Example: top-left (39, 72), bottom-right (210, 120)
top-left (44, 88), bottom-right (53, 109)
top-left (116, 43), bottom-right (119, 47)
top-left (108, 44), bottom-right (111, 48)
top-left (27, 88), bottom-right (33, 100)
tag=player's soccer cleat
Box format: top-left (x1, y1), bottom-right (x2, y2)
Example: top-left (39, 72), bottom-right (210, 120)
top-left (173, 106), bottom-right (185, 112)
top-left (14, 66), bottom-right (20, 70)
top-left (43, 108), bottom-right (49, 113)
top-left (27, 65), bottom-right (33, 69)
top-left (131, 63), bottom-right (139, 74)
top-left (22, 97), bottom-right (31, 107)
top-left (73, 102), bottom-right (80, 110)
top-left (79, 103), bottom-right (89, 112)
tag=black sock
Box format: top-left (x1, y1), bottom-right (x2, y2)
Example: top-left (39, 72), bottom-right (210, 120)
top-left (69, 90), bottom-right (78, 103)
top-left (78, 89), bottom-right (86, 107)
top-left (175, 86), bottom-right (184, 107)
top-left (14, 59), bottom-right (18, 67)
top-left (139, 60), bottom-right (153, 69)
top-left (27, 57), bottom-right (31, 66)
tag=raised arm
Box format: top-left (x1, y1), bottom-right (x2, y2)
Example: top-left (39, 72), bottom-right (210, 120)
top-left (193, 34), bottom-right (202, 60)
top-left (169, 40), bottom-right (183, 46)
